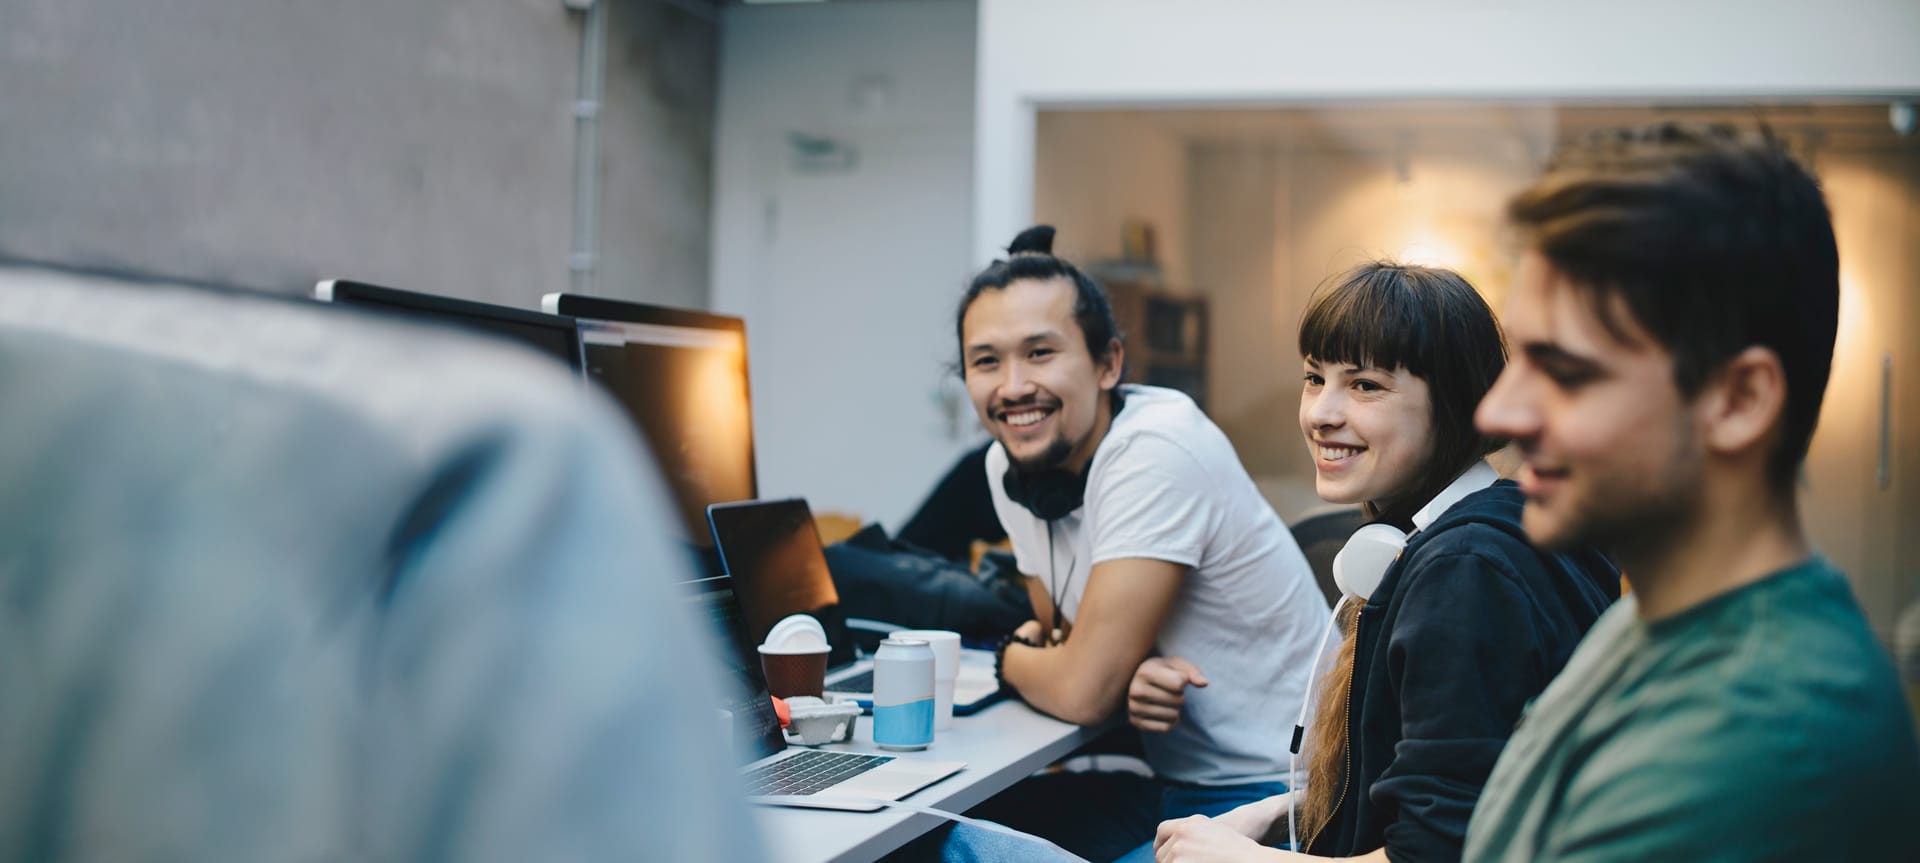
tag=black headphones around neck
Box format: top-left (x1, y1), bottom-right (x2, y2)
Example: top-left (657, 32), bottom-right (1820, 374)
top-left (1001, 466), bottom-right (1089, 522)
top-left (997, 387), bottom-right (1127, 522)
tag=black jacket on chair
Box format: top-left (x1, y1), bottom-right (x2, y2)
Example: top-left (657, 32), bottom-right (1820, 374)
top-left (1304, 481), bottom-right (1618, 863)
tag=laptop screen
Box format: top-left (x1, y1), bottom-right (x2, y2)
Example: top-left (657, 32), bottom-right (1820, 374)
top-left (706, 498), bottom-right (856, 670)
top-left (683, 576), bottom-right (785, 765)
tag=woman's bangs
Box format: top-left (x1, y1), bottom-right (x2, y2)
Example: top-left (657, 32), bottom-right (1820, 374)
top-left (1298, 272), bottom-right (1426, 375)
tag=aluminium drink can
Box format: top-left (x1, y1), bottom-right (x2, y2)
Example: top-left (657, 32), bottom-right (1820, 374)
top-left (872, 637), bottom-right (935, 750)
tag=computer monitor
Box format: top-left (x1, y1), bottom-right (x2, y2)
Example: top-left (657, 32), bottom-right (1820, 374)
top-left (315, 280), bottom-right (586, 375)
top-left (542, 293), bottom-right (758, 561)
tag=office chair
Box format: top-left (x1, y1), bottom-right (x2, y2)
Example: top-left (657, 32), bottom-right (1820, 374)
top-left (0, 268), bottom-right (761, 862)
top-left (1289, 505), bottom-right (1367, 606)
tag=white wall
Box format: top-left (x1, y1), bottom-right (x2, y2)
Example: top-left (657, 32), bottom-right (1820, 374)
top-left (977, 0), bottom-right (1920, 266)
top-left (711, 1), bottom-right (979, 528)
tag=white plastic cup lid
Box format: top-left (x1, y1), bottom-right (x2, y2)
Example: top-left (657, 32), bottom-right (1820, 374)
top-left (757, 643), bottom-right (830, 656)
top-left (764, 613), bottom-right (829, 650)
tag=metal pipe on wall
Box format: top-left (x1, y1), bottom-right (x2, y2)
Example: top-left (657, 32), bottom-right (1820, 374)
top-left (569, 0), bottom-right (609, 294)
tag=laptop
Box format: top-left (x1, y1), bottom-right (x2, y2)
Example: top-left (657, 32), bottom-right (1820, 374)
top-left (705, 498), bottom-right (1005, 714)
top-left (683, 575), bottom-right (964, 811)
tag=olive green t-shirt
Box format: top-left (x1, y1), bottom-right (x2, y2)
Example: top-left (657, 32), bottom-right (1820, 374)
top-left (1463, 557), bottom-right (1920, 861)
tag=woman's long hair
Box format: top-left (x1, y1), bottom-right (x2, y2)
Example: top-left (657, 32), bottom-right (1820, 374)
top-left (1295, 261), bottom-right (1508, 849)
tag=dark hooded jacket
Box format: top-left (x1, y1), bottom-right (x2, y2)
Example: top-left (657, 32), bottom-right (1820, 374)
top-left (1304, 480), bottom-right (1619, 863)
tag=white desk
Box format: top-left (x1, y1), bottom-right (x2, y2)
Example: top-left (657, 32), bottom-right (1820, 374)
top-left (756, 698), bottom-right (1110, 863)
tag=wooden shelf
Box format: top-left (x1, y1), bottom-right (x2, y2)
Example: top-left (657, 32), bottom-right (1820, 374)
top-left (1099, 271), bottom-right (1209, 411)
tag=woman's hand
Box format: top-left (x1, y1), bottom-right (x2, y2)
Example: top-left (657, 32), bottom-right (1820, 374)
top-left (1211, 791), bottom-right (1293, 843)
top-left (1153, 814), bottom-right (1296, 863)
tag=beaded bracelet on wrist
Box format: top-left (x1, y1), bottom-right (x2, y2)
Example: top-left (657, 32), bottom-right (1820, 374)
top-left (992, 632), bottom-right (1044, 695)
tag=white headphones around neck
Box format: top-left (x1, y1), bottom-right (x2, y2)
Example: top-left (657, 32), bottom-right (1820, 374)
top-left (1288, 459), bottom-right (1501, 851)
top-left (1330, 460), bottom-right (1502, 601)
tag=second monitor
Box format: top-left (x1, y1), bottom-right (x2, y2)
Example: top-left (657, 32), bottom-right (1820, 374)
top-left (544, 293), bottom-right (758, 561)
top-left (318, 280), bottom-right (586, 376)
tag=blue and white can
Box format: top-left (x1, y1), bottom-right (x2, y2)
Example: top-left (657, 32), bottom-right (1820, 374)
top-left (872, 637), bottom-right (935, 750)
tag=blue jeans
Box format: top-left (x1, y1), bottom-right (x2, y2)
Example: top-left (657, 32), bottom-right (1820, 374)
top-left (1110, 780), bottom-right (1289, 863)
top-left (919, 772), bottom-right (1288, 863)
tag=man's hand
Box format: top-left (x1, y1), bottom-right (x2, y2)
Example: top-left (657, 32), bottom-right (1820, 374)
top-left (1153, 814), bottom-right (1293, 862)
top-left (1129, 656), bottom-right (1208, 733)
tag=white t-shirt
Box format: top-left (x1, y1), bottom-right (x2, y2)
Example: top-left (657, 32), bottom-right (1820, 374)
top-left (986, 385), bottom-right (1330, 785)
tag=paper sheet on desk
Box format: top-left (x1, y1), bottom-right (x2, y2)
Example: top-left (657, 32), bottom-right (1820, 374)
top-left (750, 796), bottom-right (1090, 862)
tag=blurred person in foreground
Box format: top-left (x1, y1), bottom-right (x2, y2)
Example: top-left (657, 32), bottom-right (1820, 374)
top-left (1458, 124), bottom-right (1920, 860)
top-left (0, 270), bottom-right (760, 862)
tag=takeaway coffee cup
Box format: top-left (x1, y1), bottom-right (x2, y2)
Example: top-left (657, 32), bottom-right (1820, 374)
top-left (759, 614), bottom-right (831, 699)
top-left (758, 644), bottom-right (830, 699)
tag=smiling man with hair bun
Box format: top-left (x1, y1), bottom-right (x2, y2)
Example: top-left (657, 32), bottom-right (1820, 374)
top-left (939, 225), bottom-right (1329, 862)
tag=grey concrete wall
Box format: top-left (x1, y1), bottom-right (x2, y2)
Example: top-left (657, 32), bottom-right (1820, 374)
top-left (0, 0), bottom-right (715, 310)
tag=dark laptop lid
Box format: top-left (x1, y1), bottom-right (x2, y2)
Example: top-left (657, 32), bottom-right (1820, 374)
top-left (682, 575), bottom-right (785, 765)
top-left (705, 498), bottom-right (856, 670)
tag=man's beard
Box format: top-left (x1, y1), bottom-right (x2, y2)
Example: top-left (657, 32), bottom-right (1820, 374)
top-left (1536, 414), bottom-right (1703, 565)
top-left (1550, 470), bottom-right (1701, 565)
top-left (1009, 435), bottom-right (1076, 475)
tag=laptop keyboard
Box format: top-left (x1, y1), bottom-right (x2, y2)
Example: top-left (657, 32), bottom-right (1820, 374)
top-left (747, 749), bottom-right (895, 796)
top-left (826, 669), bottom-right (873, 692)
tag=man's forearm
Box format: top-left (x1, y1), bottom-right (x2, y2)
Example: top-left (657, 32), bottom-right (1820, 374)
top-left (1003, 641), bottom-right (1123, 725)
top-left (1002, 558), bottom-right (1186, 726)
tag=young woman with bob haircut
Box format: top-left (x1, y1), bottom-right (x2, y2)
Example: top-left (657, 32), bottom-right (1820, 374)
top-left (1141, 262), bottom-right (1620, 863)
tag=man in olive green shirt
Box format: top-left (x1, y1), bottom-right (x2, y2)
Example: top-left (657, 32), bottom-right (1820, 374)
top-left (1469, 124), bottom-right (1920, 861)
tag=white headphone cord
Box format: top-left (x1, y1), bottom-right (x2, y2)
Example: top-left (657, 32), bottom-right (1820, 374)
top-left (1289, 599), bottom-right (1345, 852)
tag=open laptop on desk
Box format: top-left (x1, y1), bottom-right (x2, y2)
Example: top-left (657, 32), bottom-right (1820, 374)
top-left (706, 498), bottom-right (1005, 713)
top-left (684, 575), bottom-right (963, 811)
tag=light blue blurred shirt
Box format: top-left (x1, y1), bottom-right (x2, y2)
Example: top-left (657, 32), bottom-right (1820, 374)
top-left (0, 270), bottom-right (763, 862)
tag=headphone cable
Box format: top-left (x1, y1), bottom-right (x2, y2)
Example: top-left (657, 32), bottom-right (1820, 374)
top-left (1044, 522), bottom-right (1078, 645)
top-left (1289, 597), bottom-right (1346, 852)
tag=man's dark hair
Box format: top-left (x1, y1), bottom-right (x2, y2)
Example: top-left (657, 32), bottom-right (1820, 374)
top-left (954, 225), bottom-right (1125, 380)
top-left (1507, 123), bottom-right (1839, 488)
top-left (1299, 261), bottom-right (1508, 525)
